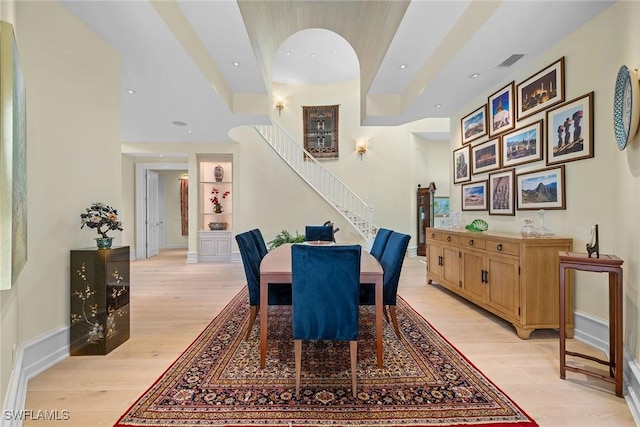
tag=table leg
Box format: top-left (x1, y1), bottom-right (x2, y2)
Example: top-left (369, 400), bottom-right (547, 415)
top-left (612, 270), bottom-right (624, 397)
top-left (375, 276), bottom-right (383, 368)
top-left (260, 277), bottom-right (268, 369)
top-left (559, 265), bottom-right (566, 379)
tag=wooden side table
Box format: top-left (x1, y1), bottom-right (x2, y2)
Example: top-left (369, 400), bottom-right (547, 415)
top-left (558, 251), bottom-right (624, 397)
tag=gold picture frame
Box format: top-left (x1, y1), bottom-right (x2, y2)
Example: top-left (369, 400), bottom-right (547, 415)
top-left (0, 21), bottom-right (27, 290)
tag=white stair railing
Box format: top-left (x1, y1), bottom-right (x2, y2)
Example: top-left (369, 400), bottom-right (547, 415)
top-left (252, 123), bottom-right (374, 240)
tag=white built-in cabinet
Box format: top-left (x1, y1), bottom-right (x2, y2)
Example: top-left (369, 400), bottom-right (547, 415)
top-left (198, 155), bottom-right (233, 262)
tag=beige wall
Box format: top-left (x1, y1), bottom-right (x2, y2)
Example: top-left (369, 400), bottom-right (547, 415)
top-left (450, 2), bottom-right (640, 360)
top-left (5, 0), bottom-right (640, 408)
top-left (0, 0), bottom-right (121, 404)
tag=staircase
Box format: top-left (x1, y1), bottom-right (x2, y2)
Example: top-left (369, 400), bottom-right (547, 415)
top-left (252, 123), bottom-right (374, 240)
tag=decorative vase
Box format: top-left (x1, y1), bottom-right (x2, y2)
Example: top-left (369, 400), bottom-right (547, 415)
top-left (214, 165), bottom-right (224, 182)
top-left (208, 222), bottom-right (228, 231)
top-left (95, 237), bottom-right (114, 249)
top-left (520, 219), bottom-right (535, 238)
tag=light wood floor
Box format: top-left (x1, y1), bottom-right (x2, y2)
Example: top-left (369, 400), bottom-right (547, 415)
top-left (23, 249), bottom-right (636, 426)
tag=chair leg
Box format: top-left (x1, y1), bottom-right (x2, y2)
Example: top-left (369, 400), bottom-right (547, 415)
top-left (295, 340), bottom-right (302, 398)
top-left (383, 305), bottom-right (390, 323)
top-left (389, 305), bottom-right (401, 339)
top-left (245, 306), bottom-right (258, 340)
top-left (349, 340), bottom-right (358, 398)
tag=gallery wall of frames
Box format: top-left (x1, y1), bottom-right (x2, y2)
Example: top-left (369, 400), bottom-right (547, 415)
top-left (455, 56), bottom-right (594, 216)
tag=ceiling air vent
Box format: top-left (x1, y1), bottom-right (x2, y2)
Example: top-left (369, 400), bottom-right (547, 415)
top-left (498, 54), bottom-right (525, 67)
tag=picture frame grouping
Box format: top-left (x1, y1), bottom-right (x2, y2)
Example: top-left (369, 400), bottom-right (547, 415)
top-left (455, 56), bottom-right (592, 214)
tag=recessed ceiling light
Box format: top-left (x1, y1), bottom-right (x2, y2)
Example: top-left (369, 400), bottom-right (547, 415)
top-left (399, 64), bottom-right (408, 70)
top-left (469, 73), bottom-right (480, 78)
top-left (310, 53), bottom-right (316, 58)
top-left (434, 104), bottom-right (442, 108)
top-left (332, 50), bottom-right (336, 55)
top-left (127, 89), bottom-right (136, 94)
top-left (188, 130), bottom-right (193, 133)
top-left (285, 51), bottom-right (291, 56)
top-left (172, 121), bottom-right (187, 126)
top-left (232, 61), bottom-right (240, 67)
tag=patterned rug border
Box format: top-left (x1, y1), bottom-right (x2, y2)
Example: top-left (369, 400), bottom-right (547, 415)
top-left (114, 288), bottom-right (538, 427)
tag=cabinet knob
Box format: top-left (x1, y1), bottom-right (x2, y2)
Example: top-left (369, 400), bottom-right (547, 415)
top-left (469, 239), bottom-right (474, 246)
top-left (497, 243), bottom-right (503, 251)
top-left (447, 236), bottom-right (451, 242)
top-left (431, 233), bottom-right (435, 238)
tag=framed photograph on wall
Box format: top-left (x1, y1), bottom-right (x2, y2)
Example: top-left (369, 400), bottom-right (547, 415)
top-left (516, 165), bottom-right (566, 210)
top-left (488, 169), bottom-right (515, 215)
top-left (517, 57), bottom-right (565, 121)
top-left (461, 104), bottom-right (488, 144)
top-left (471, 138), bottom-right (501, 175)
top-left (502, 120), bottom-right (544, 168)
top-left (461, 181), bottom-right (488, 211)
top-left (453, 145), bottom-right (471, 184)
top-left (546, 92), bottom-right (595, 165)
top-left (488, 82), bottom-right (515, 137)
top-left (433, 197), bottom-right (450, 217)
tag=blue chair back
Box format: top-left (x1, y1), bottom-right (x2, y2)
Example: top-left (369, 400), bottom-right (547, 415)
top-left (370, 228), bottom-right (392, 261)
top-left (304, 225), bottom-right (334, 242)
top-left (291, 245), bottom-right (361, 341)
top-left (249, 228), bottom-right (268, 258)
top-left (236, 231), bottom-right (291, 307)
top-left (235, 231), bottom-right (262, 306)
top-left (379, 232), bottom-right (411, 305)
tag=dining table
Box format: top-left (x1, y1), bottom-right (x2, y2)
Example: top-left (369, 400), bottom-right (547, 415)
top-left (259, 243), bottom-right (384, 369)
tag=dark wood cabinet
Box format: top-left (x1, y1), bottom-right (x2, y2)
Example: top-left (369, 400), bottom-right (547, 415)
top-left (416, 184), bottom-right (435, 256)
top-left (70, 246), bottom-right (130, 355)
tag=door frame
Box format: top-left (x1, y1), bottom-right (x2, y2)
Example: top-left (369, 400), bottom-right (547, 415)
top-left (135, 162), bottom-right (188, 260)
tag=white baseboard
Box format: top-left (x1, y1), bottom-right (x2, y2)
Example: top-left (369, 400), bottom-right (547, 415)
top-left (574, 311), bottom-right (640, 424)
top-left (186, 251), bottom-right (199, 263)
top-left (1, 326), bottom-right (69, 427)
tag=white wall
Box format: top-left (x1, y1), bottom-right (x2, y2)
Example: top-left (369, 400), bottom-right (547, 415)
top-left (449, 2), bottom-right (640, 362)
top-left (0, 0), bottom-right (121, 404)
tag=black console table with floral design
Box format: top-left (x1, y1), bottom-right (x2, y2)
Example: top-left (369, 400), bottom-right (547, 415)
top-left (70, 246), bottom-right (130, 355)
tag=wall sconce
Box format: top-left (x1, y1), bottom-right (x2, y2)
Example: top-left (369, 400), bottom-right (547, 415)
top-left (356, 139), bottom-right (368, 160)
top-left (274, 96), bottom-right (285, 116)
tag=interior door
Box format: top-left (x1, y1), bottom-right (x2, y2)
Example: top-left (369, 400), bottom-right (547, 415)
top-left (146, 170), bottom-right (160, 258)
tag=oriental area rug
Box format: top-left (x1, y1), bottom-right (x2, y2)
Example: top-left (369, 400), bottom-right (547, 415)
top-left (115, 289), bottom-right (537, 427)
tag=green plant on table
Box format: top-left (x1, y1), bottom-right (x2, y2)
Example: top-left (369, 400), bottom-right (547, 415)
top-left (268, 229), bottom-right (305, 250)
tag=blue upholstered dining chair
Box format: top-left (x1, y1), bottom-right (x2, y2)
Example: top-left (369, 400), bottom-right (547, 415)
top-left (359, 231), bottom-right (411, 339)
top-left (235, 231), bottom-right (291, 340)
top-left (249, 228), bottom-right (268, 258)
top-left (304, 225), bottom-right (334, 242)
top-left (291, 244), bottom-right (361, 398)
top-left (369, 228), bottom-right (393, 261)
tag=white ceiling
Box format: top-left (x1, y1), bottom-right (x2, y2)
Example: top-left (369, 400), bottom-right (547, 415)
top-left (61, 0), bottom-right (614, 149)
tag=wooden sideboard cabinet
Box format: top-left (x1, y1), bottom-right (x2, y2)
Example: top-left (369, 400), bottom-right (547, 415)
top-left (426, 228), bottom-right (573, 339)
top-left (70, 246), bottom-right (130, 355)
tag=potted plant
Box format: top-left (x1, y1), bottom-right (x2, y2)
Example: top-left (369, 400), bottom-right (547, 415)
top-left (209, 187), bottom-right (230, 214)
top-left (80, 202), bottom-right (123, 249)
top-left (267, 229), bottom-right (305, 250)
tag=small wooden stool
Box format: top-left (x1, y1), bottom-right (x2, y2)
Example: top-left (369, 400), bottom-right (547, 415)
top-left (558, 251), bottom-right (624, 397)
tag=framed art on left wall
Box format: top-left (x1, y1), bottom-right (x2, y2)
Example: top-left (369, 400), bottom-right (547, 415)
top-left (0, 21), bottom-right (27, 290)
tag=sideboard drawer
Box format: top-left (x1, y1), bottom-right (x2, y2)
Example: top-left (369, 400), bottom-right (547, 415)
top-left (485, 239), bottom-right (519, 256)
top-left (462, 236), bottom-right (486, 249)
top-left (442, 233), bottom-right (460, 245)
